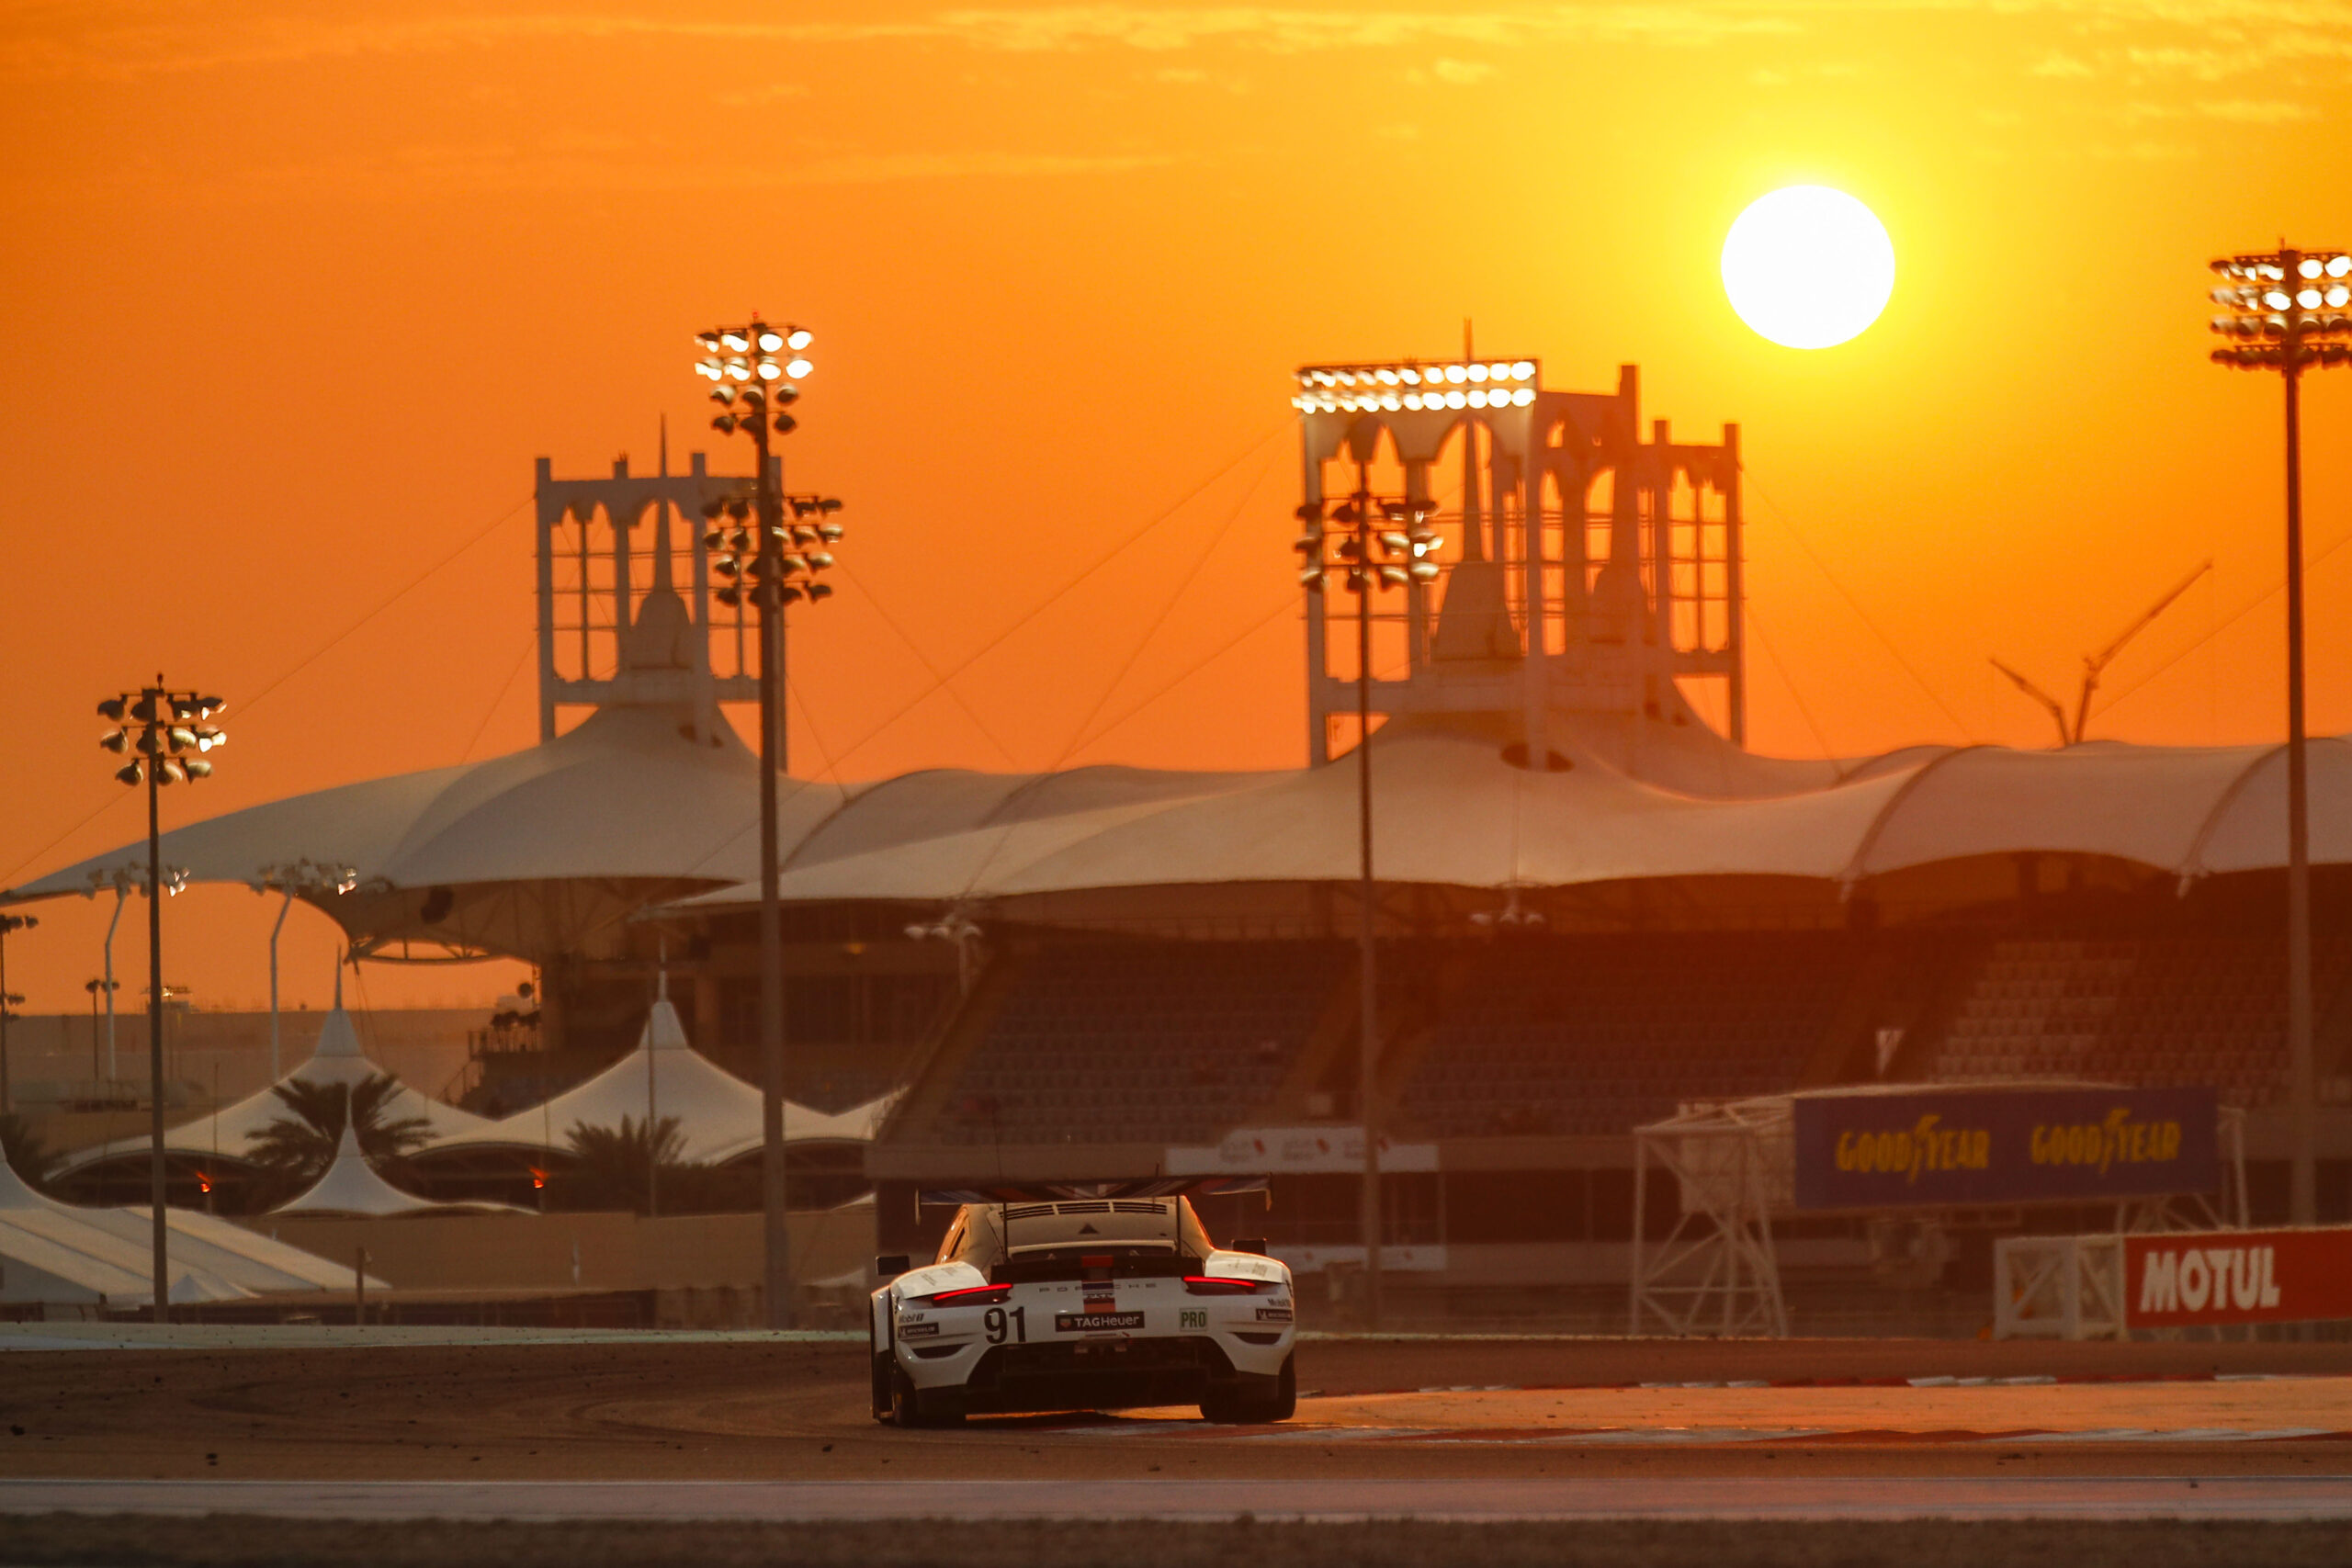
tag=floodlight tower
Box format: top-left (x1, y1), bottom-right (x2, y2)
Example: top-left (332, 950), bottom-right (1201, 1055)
top-left (2207, 243), bottom-right (2352, 1226)
top-left (691, 316), bottom-right (843, 1331)
top-left (1289, 355), bottom-right (1747, 1318)
top-left (527, 322), bottom-right (842, 1321)
top-left (95, 679), bottom-right (225, 1321)
top-left (1292, 466), bottom-right (1441, 1328)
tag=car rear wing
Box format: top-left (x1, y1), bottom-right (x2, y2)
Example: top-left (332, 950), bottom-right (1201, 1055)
top-left (918, 1174), bottom-right (1270, 1207)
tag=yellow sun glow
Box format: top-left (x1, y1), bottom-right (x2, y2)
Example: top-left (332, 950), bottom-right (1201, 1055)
top-left (1721, 186), bottom-right (1895, 350)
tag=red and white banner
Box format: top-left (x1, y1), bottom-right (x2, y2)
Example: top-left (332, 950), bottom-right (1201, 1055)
top-left (2124, 1226), bottom-right (2352, 1328)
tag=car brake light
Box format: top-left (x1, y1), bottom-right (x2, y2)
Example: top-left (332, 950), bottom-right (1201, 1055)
top-left (926, 1283), bottom-right (1012, 1306)
top-left (1182, 1275), bottom-right (1268, 1295)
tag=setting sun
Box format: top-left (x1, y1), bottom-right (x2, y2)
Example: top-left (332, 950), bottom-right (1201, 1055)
top-left (1722, 186), bottom-right (1896, 350)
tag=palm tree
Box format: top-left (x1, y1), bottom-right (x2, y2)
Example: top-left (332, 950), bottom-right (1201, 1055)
top-left (244, 1075), bottom-right (432, 1204)
top-left (557, 1114), bottom-right (711, 1214)
top-left (0, 1111), bottom-right (58, 1190)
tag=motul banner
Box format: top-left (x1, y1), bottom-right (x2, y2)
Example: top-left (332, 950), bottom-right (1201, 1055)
top-left (1792, 1086), bottom-right (2218, 1211)
top-left (2125, 1227), bottom-right (2352, 1327)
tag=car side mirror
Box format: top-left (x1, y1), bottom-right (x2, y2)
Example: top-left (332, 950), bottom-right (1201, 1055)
top-left (1231, 1237), bottom-right (1269, 1257)
top-left (875, 1253), bottom-right (910, 1280)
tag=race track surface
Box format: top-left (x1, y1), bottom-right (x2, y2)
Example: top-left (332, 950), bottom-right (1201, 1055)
top-left (8, 1473), bottom-right (2352, 1522)
top-left (5, 1333), bottom-right (2350, 1512)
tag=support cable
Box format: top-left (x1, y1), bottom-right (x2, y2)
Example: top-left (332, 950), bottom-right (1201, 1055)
top-left (953, 442), bottom-right (1284, 898)
top-left (823, 562), bottom-right (1021, 771)
top-left (3, 492), bottom-right (534, 890)
top-left (1054, 443), bottom-right (1282, 765)
top-left (1744, 603), bottom-right (1841, 766)
top-left (1745, 473), bottom-right (1974, 741)
top-left (782, 675), bottom-right (839, 784)
top-left (2094, 525), bottom-right (2352, 725)
top-left (803, 422), bottom-right (1291, 782)
top-left (244, 493), bottom-right (534, 716)
top-left (1068, 588), bottom-right (1296, 755)
top-left (461, 632), bottom-right (539, 763)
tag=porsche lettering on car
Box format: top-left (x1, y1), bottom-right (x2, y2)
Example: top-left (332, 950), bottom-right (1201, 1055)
top-left (869, 1177), bottom-right (1296, 1427)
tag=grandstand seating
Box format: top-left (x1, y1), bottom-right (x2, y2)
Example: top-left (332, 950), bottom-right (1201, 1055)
top-left (1921, 934), bottom-right (2352, 1106)
top-left (934, 941), bottom-right (1349, 1145)
top-left (1396, 932), bottom-right (1855, 1137)
top-left (901, 923), bottom-right (2348, 1156)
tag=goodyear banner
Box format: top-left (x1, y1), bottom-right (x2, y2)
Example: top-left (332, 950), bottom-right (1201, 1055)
top-left (2125, 1227), bottom-right (2352, 1327)
top-left (1792, 1086), bottom-right (2217, 1211)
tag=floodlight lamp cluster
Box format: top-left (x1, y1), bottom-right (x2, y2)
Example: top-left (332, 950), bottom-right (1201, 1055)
top-left (83, 865), bottom-right (140, 898)
top-left (248, 858), bottom-right (361, 897)
top-left (905, 916), bottom-right (982, 944)
top-left (85, 862), bottom-right (192, 898)
top-left (698, 491), bottom-right (844, 610)
top-left (96, 691), bottom-right (225, 787)
top-left (1293, 497), bottom-right (1444, 594)
top-left (695, 318), bottom-right (813, 432)
top-left (1294, 359), bottom-right (1539, 415)
top-left (1468, 891), bottom-right (1546, 931)
top-left (2209, 249), bottom-right (2352, 370)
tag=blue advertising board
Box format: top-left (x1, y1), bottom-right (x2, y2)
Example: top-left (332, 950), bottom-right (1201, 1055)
top-left (1791, 1085), bottom-right (2219, 1211)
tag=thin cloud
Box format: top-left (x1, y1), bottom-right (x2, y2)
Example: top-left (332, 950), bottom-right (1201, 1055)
top-left (30, 140), bottom-right (1184, 207)
top-left (8, 2), bottom-right (2351, 83)
top-left (1432, 57), bottom-right (1501, 83)
top-left (791, 149), bottom-right (1184, 182)
top-left (2030, 50), bottom-right (2100, 75)
top-left (0, 7), bottom-right (1807, 82)
top-left (2195, 96), bottom-right (2321, 120)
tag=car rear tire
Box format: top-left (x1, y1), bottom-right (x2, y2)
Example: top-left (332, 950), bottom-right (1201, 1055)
top-left (888, 1364), bottom-right (966, 1428)
top-left (1200, 1355), bottom-right (1295, 1424)
top-left (1264, 1353), bottom-right (1297, 1421)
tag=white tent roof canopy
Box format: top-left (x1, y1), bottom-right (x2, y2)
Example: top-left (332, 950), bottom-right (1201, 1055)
top-left (669, 726), bottom-right (2352, 916)
top-left (13, 700), bottom-right (2352, 951)
top-left (55, 979), bottom-right (492, 1177)
top-left (2, 701), bottom-right (849, 960)
top-left (422, 977), bottom-right (893, 1166)
top-left (0, 1148), bottom-right (380, 1304)
top-left (273, 1124), bottom-right (529, 1218)
top-left (0, 1213), bottom-right (249, 1307)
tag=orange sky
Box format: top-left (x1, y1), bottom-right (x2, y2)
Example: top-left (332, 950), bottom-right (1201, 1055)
top-left (3, 1), bottom-right (2348, 1018)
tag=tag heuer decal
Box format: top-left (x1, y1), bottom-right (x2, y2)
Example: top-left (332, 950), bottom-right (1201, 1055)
top-left (1055, 1310), bottom-right (1145, 1333)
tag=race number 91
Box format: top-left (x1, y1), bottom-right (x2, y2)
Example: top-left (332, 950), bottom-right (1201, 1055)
top-left (984, 1304), bottom-right (1027, 1344)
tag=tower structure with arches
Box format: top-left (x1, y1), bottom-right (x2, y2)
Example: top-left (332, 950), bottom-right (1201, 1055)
top-left (1293, 358), bottom-right (1746, 762)
top-left (532, 448), bottom-right (782, 755)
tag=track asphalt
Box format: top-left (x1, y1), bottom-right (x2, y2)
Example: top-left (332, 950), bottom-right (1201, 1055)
top-left (6, 1334), bottom-right (2348, 1525)
top-left (6, 1474), bottom-right (2351, 1522)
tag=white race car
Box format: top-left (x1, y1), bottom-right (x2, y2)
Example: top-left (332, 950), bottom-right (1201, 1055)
top-left (870, 1178), bottom-right (1296, 1427)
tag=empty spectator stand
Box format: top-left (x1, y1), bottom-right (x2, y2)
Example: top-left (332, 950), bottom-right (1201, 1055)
top-left (1391, 931), bottom-right (1864, 1138)
top-left (1920, 933), bottom-right (2352, 1107)
top-left (919, 940), bottom-right (1351, 1147)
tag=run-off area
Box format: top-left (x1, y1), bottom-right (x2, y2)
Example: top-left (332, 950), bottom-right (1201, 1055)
top-left (4, 1332), bottom-right (2352, 1564)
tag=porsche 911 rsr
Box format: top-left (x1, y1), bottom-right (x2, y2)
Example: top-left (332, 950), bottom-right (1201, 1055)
top-left (870, 1180), bottom-right (1295, 1427)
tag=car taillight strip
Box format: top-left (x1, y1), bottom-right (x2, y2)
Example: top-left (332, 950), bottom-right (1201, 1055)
top-left (926, 1283), bottom-right (1012, 1305)
top-left (1181, 1275), bottom-right (1270, 1294)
